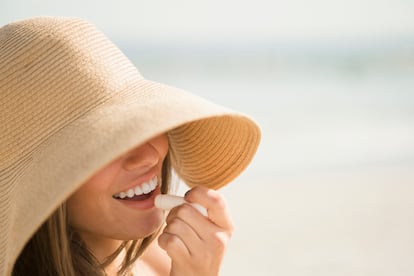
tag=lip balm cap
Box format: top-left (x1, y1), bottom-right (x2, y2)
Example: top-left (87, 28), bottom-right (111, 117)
top-left (154, 194), bottom-right (185, 210)
top-left (154, 194), bottom-right (207, 217)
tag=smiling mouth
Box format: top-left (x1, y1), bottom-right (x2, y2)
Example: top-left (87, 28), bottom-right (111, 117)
top-left (116, 192), bottom-right (155, 201)
top-left (113, 176), bottom-right (158, 201)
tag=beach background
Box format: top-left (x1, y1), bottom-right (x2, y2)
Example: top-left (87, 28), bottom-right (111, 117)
top-left (2, 1), bottom-right (414, 275)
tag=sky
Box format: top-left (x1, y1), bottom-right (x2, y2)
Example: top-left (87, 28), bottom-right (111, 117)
top-left (1, 0), bottom-right (414, 43)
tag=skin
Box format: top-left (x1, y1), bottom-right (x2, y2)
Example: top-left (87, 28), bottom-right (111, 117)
top-left (66, 133), bottom-right (234, 276)
top-left (158, 186), bottom-right (234, 276)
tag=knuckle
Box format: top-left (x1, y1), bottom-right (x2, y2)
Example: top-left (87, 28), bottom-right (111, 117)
top-left (211, 231), bottom-right (229, 251)
top-left (158, 233), bottom-right (174, 249)
top-left (163, 234), bottom-right (181, 250)
top-left (175, 204), bottom-right (194, 217)
top-left (185, 186), bottom-right (207, 200)
top-left (158, 234), bottom-right (166, 248)
top-left (167, 234), bottom-right (180, 246)
top-left (191, 185), bottom-right (208, 193)
top-left (165, 219), bottom-right (179, 233)
top-left (209, 192), bottom-right (226, 209)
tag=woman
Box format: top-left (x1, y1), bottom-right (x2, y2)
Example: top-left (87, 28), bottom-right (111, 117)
top-left (0, 17), bottom-right (260, 275)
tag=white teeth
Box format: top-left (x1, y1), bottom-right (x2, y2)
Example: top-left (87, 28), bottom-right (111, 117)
top-left (142, 183), bottom-right (151, 194)
top-left (127, 189), bottom-right (134, 198)
top-left (114, 176), bottom-right (159, 199)
top-left (134, 186), bottom-right (143, 196)
top-left (150, 180), bottom-right (156, 190)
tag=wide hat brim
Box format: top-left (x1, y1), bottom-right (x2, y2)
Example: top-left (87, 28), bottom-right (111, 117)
top-left (6, 79), bottom-right (260, 273)
top-left (0, 16), bottom-right (260, 275)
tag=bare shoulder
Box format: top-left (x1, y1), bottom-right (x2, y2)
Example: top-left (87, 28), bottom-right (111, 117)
top-left (134, 238), bottom-right (171, 276)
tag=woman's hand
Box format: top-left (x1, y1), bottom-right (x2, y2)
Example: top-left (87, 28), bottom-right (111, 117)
top-left (158, 186), bottom-right (234, 276)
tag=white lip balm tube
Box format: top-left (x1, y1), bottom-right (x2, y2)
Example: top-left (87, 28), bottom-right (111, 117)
top-left (154, 194), bottom-right (208, 217)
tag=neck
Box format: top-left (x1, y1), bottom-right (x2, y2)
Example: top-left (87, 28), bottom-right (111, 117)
top-left (104, 249), bottom-right (126, 276)
top-left (78, 232), bottom-right (124, 275)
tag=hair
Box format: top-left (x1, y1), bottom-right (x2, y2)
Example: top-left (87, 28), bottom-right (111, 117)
top-left (12, 154), bottom-right (172, 276)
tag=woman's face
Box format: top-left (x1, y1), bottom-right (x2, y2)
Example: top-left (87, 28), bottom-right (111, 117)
top-left (67, 134), bottom-right (169, 244)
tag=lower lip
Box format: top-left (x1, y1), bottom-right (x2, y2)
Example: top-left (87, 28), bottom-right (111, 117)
top-left (114, 186), bottom-right (161, 210)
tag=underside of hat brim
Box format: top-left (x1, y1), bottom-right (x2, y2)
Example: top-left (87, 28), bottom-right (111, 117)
top-left (4, 78), bottom-right (261, 274)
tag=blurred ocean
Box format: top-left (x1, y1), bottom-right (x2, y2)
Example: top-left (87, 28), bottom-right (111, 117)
top-left (125, 38), bottom-right (414, 276)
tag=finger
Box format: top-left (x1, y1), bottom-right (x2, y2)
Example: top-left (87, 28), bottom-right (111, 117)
top-left (166, 203), bottom-right (206, 227)
top-left (166, 203), bottom-right (211, 232)
top-left (158, 232), bottom-right (189, 263)
top-left (165, 205), bottom-right (231, 264)
top-left (167, 203), bottom-right (230, 244)
top-left (166, 204), bottom-right (213, 239)
top-left (163, 215), bottom-right (204, 255)
top-left (184, 187), bottom-right (234, 232)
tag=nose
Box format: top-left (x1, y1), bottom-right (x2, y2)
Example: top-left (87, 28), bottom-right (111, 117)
top-left (122, 142), bottom-right (160, 172)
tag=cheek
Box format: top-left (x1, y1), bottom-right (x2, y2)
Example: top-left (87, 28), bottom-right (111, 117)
top-left (66, 188), bottom-right (97, 230)
top-left (66, 187), bottom-right (119, 238)
top-left (66, 173), bottom-right (114, 230)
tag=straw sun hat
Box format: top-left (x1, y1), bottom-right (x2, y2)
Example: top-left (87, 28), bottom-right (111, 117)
top-left (0, 16), bottom-right (260, 275)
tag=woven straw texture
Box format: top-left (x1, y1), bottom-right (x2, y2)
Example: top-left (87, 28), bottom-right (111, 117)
top-left (0, 17), bottom-right (260, 275)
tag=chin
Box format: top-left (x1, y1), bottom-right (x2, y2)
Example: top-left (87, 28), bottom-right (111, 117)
top-left (125, 209), bottom-right (165, 240)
